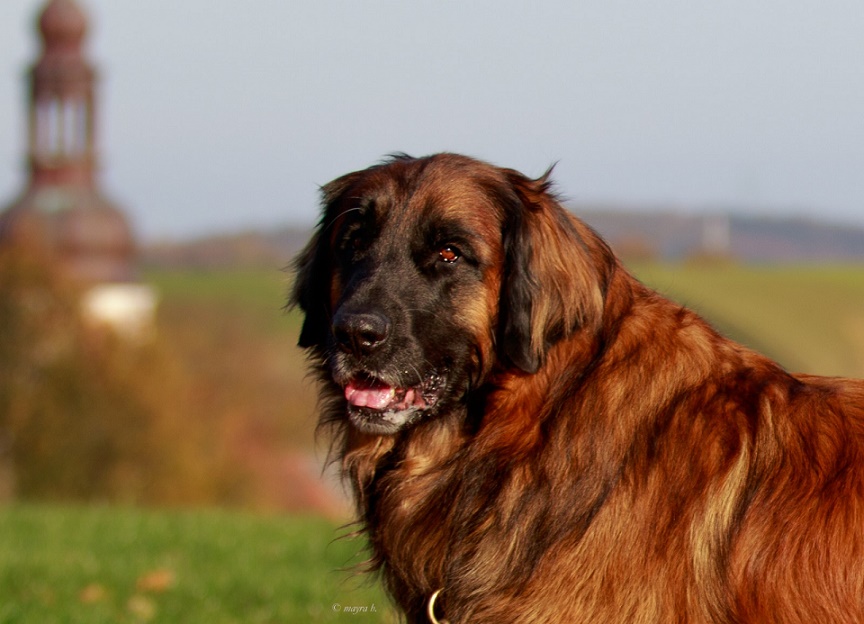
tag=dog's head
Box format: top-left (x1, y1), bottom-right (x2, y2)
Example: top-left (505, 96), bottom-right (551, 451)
top-left (292, 153), bottom-right (608, 435)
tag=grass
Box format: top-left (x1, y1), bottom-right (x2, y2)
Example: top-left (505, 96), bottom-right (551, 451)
top-left (0, 504), bottom-right (395, 624)
top-left (630, 262), bottom-right (864, 378)
top-left (145, 267), bottom-right (301, 336)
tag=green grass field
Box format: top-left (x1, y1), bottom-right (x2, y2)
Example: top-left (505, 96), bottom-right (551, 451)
top-left (0, 504), bottom-right (395, 623)
top-left (630, 262), bottom-right (864, 378)
top-left (148, 268), bottom-right (300, 337)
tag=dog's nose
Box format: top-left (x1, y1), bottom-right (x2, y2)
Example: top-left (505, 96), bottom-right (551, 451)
top-left (332, 309), bottom-right (391, 356)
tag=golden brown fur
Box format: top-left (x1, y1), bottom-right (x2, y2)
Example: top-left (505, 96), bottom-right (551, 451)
top-left (292, 153), bottom-right (864, 623)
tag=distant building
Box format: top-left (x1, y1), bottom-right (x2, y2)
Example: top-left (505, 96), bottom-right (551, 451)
top-left (0, 0), bottom-right (155, 338)
top-left (701, 214), bottom-right (731, 258)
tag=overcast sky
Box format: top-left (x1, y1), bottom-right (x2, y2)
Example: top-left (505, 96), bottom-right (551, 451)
top-left (1, 1), bottom-right (863, 241)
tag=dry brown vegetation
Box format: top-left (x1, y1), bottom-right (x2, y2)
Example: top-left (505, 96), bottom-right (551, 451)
top-left (0, 250), bottom-right (228, 504)
top-left (0, 251), bottom-right (327, 510)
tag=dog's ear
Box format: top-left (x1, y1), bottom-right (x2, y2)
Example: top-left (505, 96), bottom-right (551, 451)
top-left (290, 171), bottom-right (361, 349)
top-left (291, 227), bottom-right (329, 349)
top-left (497, 168), bottom-right (609, 373)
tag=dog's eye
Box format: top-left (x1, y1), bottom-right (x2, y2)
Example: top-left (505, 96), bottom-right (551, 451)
top-left (338, 227), bottom-right (368, 257)
top-left (439, 245), bottom-right (461, 264)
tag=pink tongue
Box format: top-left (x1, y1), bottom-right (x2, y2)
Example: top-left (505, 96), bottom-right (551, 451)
top-left (345, 379), bottom-right (397, 410)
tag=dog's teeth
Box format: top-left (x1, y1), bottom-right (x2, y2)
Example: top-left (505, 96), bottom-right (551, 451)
top-left (343, 372), bottom-right (444, 416)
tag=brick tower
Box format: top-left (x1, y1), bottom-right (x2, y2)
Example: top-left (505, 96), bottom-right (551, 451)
top-left (1, 0), bottom-right (154, 336)
top-left (0, 0), bottom-right (135, 282)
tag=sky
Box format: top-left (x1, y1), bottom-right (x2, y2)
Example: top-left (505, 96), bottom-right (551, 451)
top-left (1, 0), bottom-right (863, 241)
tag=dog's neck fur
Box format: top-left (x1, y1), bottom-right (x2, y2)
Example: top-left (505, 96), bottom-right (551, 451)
top-left (338, 260), bottom-right (772, 621)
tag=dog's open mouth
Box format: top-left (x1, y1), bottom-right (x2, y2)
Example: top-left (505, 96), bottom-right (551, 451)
top-left (343, 372), bottom-right (445, 434)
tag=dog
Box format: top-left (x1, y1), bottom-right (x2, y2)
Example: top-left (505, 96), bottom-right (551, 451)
top-left (291, 153), bottom-right (864, 623)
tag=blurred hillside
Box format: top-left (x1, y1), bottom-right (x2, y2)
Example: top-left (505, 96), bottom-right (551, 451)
top-left (141, 229), bottom-right (311, 270)
top-left (582, 210), bottom-right (864, 262)
top-left (140, 211), bottom-right (864, 268)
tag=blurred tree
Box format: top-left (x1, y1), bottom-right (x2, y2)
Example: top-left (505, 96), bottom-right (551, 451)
top-left (0, 248), bottom-right (243, 504)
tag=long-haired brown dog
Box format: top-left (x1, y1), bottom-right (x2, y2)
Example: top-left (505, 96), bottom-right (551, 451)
top-left (292, 153), bottom-right (864, 623)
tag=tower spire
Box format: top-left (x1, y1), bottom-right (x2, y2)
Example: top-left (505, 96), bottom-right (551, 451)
top-left (0, 0), bottom-right (136, 285)
top-left (30, 0), bottom-right (97, 189)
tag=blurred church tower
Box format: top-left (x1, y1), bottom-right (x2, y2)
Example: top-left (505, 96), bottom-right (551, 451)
top-left (0, 0), bottom-right (155, 338)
